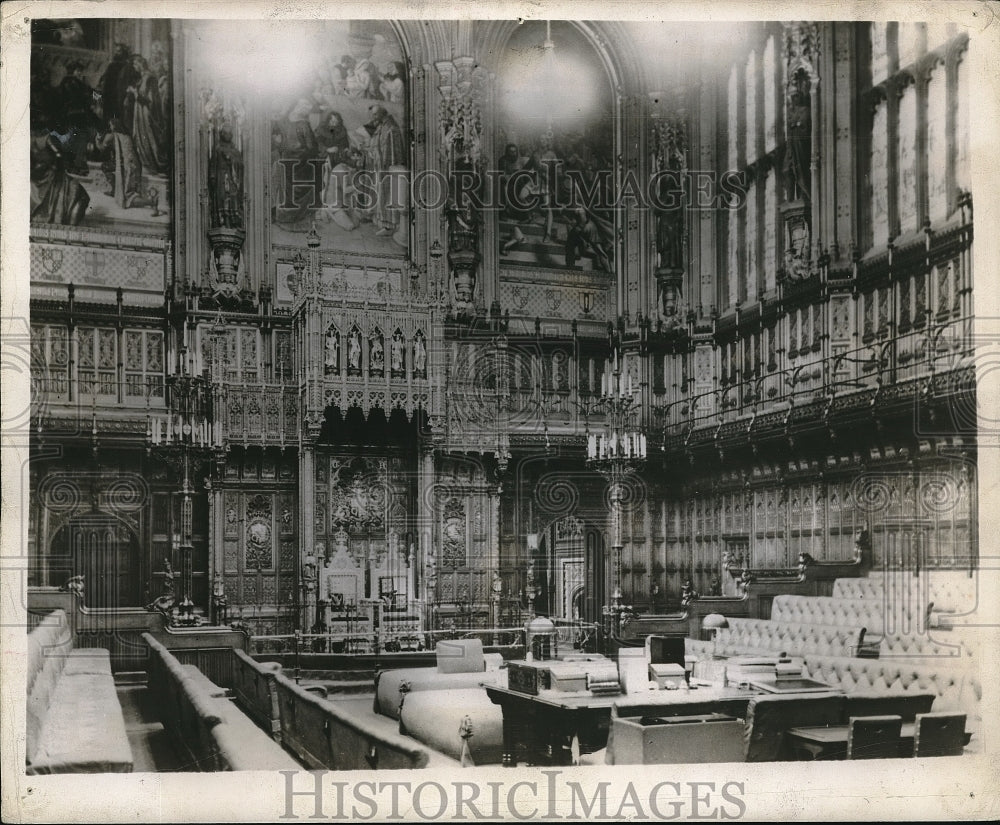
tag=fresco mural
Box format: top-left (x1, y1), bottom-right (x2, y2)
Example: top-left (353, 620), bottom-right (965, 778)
top-left (29, 19), bottom-right (172, 233)
top-left (268, 22), bottom-right (409, 257)
top-left (497, 21), bottom-right (615, 272)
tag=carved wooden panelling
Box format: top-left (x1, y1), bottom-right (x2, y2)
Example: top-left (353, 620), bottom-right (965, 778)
top-left (224, 541), bottom-right (238, 573)
top-left (245, 493), bottom-right (274, 570)
top-left (441, 497), bottom-right (467, 569)
top-left (279, 541), bottom-right (296, 571)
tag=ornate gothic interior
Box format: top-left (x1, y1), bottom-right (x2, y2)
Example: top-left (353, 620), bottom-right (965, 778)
top-left (28, 18), bottom-right (975, 645)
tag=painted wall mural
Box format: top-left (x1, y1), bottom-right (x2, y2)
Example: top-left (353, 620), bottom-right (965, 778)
top-left (497, 21), bottom-right (615, 272)
top-left (268, 21), bottom-right (409, 257)
top-left (30, 19), bottom-right (172, 233)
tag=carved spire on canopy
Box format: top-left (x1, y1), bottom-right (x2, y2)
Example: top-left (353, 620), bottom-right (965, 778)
top-left (649, 91), bottom-right (688, 323)
top-left (436, 58), bottom-right (488, 316)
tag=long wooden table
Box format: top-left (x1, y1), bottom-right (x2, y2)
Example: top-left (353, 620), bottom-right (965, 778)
top-left (485, 684), bottom-right (759, 767)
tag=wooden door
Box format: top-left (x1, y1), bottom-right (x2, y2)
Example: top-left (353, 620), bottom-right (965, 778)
top-left (54, 516), bottom-right (141, 608)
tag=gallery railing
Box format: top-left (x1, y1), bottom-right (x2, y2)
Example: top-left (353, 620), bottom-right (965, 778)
top-left (249, 617), bottom-right (602, 657)
top-left (654, 314), bottom-right (973, 438)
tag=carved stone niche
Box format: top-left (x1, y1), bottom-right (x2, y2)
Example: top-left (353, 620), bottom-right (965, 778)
top-left (780, 200), bottom-right (811, 282)
top-left (208, 226), bottom-right (246, 300)
top-left (449, 244), bottom-right (480, 311)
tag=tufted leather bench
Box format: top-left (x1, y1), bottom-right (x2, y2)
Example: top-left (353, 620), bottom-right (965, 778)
top-left (770, 595), bottom-right (887, 634)
top-left (712, 617), bottom-right (866, 659)
top-left (861, 571), bottom-right (979, 614)
top-left (800, 654), bottom-right (981, 751)
top-left (27, 610), bottom-right (132, 774)
top-left (878, 631), bottom-right (976, 666)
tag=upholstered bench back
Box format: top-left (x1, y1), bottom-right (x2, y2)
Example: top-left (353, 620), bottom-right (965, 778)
top-left (27, 610), bottom-right (76, 763)
top-left (684, 638), bottom-right (715, 659)
top-left (713, 617), bottom-right (865, 659)
top-left (28, 610), bottom-right (73, 692)
top-left (144, 633), bottom-right (297, 771)
top-left (832, 577), bottom-right (885, 601)
top-left (800, 654), bottom-right (979, 724)
top-left (273, 670), bottom-right (439, 769)
top-left (878, 632), bottom-right (975, 666)
top-left (862, 571), bottom-right (979, 614)
top-left (771, 595), bottom-right (885, 633)
top-left (231, 649), bottom-right (283, 733)
top-left (28, 611), bottom-right (130, 774)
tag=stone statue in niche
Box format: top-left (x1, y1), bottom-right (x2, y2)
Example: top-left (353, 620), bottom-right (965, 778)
top-left (324, 327), bottom-right (340, 375)
top-left (447, 146), bottom-right (481, 310)
top-left (390, 329), bottom-right (405, 375)
top-left (412, 332), bottom-right (427, 377)
top-left (347, 327), bottom-right (362, 372)
top-left (653, 118), bottom-right (686, 275)
top-left (655, 205), bottom-right (684, 273)
top-left (208, 125), bottom-right (245, 230)
top-left (369, 330), bottom-right (385, 374)
top-left (783, 70), bottom-right (812, 203)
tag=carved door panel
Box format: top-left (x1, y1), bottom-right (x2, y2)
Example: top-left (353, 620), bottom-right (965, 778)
top-left (583, 528), bottom-right (606, 626)
top-left (54, 516), bottom-right (140, 608)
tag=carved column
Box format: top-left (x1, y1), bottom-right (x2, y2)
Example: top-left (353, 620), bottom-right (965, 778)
top-left (696, 74), bottom-right (718, 315)
top-left (299, 442), bottom-right (317, 631)
top-left (418, 447), bottom-right (437, 629)
top-left (181, 23), bottom-right (202, 297)
top-left (207, 477), bottom-right (227, 624)
top-left (833, 22), bottom-right (858, 260)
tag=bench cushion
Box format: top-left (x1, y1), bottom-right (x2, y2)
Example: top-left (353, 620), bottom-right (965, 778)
top-left (182, 664), bottom-right (229, 698)
top-left (375, 666), bottom-right (503, 720)
top-left (63, 648), bottom-right (113, 679)
top-left (210, 699), bottom-right (301, 770)
top-left (28, 673), bottom-right (132, 774)
top-left (399, 687), bottom-right (503, 765)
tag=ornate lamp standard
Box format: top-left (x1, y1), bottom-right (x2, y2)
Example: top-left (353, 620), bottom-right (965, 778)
top-left (146, 353), bottom-right (213, 626)
top-left (582, 339), bottom-right (647, 636)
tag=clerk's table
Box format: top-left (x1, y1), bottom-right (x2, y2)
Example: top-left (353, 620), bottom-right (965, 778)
top-left (485, 679), bottom-right (759, 767)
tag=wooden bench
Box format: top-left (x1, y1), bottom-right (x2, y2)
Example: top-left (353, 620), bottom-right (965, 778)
top-left (272, 669), bottom-right (440, 769)
top-left (27, 609), bottom-right (132, 774)
top-left (143, 633), bottom-right (299, 771)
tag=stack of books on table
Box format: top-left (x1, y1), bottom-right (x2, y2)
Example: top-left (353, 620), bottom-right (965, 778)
top-left (725, 657), bottom-right (779, 685)
top-left (588, 669), bottom-right (622, 696)
top-left (774, 658), bottom-right (804, 681)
